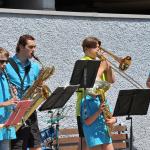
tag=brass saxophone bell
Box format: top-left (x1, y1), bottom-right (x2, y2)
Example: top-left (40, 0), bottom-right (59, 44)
top-left (86, 80), bottom-right (110, 96)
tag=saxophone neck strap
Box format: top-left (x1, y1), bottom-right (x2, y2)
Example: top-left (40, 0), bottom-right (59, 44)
top-left (8, 57), bottom-right (31, 93)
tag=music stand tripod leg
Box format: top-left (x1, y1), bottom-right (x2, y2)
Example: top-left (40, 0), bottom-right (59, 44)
top-left (79, 67), bottom-right (87, 150)
top-left (55, 111), bottom-right (60, 150)
top-left (126, 115), bottom-right (133, 150)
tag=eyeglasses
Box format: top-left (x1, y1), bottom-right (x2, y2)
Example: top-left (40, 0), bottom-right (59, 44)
top-left (0, 60), bottom-right (8, 64)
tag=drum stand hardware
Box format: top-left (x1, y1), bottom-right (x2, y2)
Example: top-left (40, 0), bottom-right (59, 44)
top-left (39, 85), bottom-right (79, 150)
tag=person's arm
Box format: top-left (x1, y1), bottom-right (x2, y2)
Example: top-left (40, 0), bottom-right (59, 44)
top-left (106, 117), bottom-right (117, 126)
top-left (104, 61), bottom-right (115, 83)
top-left (0, 98), bottom-right (18, 107)
top-left (97, 60), bottom-right (115, 83)
top-left (146, 76), bottom-right (150, 88)
top-left (84, 102), bottom-right (105, 125)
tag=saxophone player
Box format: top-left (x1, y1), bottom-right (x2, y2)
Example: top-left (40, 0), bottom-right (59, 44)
top-left (5, 35), bottom-right (42, 150)
top-left (0, 47), bottom-right (17, 150)
top-left (78, 37), bottom-right (117, 150)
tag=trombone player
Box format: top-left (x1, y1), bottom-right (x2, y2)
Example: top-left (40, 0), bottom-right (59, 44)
top-left (76, 36), bottom-right (117, 150)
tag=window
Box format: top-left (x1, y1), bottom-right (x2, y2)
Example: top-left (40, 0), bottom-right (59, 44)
top-left (0, 0), bottom-right (55, 10)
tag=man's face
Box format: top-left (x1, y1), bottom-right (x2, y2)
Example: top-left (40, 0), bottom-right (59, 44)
top-left (21, 40), bottom-right (36, 59)
top-left (0, 57), bottom-right (8, 71)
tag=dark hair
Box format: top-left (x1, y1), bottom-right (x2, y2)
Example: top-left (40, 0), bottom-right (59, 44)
top-left (16, 34), bottom-right (35, 53)
top-left (0, 47), bottom-right (9, 59)
top-left (82, 37), bottom-right (101, 52)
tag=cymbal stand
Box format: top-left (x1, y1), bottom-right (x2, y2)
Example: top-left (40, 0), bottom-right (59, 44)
top-left (46, 110), bottom-right (55, 150)
top-left (54, 110), bottom-right (61, 150)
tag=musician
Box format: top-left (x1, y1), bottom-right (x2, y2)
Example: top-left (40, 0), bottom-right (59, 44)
top-left (146, 73), bottom-right (150, 88)
top-left (5, 35), bottom-right (42, 150)
top-left (0, 47), bottom-right (17, 150)
top-left (76, 37), bottom-right (117, 150)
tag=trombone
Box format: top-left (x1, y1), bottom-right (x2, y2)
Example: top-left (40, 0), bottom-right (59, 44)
top-left (97, 47), bottom-right (144, 89)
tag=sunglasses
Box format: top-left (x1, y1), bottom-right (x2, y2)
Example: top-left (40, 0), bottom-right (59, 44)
top-left (0, 60), bottom-right (8, 64)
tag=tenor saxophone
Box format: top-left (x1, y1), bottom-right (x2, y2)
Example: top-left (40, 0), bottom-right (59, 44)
top-left (86, 80), bottom-right (113, 137)
top-left (15, 54), bottom-right (55, 131)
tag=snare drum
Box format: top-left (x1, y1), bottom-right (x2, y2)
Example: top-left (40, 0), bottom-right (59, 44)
top-left (40, 126), bottom-right (55, 143)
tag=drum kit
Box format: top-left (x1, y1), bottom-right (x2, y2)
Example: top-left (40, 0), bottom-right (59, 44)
top-left (40, 108), bottom-right (67, 150)
top-left (38, 85), bottom-right (78, 150)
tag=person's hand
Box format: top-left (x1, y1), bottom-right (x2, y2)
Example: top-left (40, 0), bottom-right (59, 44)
top-left (101, 59), bottom-right (112, 71)
top-left (98, 102), bottom-right (105, 114)
top-left (0, 124), bottom-right (4, 128)
top-left (106, 117), bottom-right (117, 126)
top-left (2, 98), bottom-right (18, 107)
top-left (98, 57), bottom-right (115, 83)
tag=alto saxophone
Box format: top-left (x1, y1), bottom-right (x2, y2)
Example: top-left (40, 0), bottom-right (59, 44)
top-left (15, 54), bottom-right (55, 131)
top-left (86, 80), bottom-right (113, 137)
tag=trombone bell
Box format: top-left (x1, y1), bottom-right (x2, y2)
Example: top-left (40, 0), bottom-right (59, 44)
top-left (119, 56), bottom-right (131, 71)
top-left (97, 47), bottom-right (132, 71)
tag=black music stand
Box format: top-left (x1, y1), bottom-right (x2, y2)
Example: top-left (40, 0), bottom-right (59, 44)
top-left (39, 85), bottom-right (79, 150)
top-left (70, 60), bottom-right (100, 150)
top-left (39, 85), bottom-right (79, 111)
top-left (113, 89), bottom-right (150, 150)
top-left (70, 60), bottom-right (100, 88)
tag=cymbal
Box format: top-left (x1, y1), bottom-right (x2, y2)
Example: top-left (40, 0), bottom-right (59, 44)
top-left (47, 116), bottom-right (65, 124)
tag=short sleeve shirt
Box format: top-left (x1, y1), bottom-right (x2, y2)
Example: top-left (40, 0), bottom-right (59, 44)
top-left (80, 95), bottom-right (112, 147)
top-left (0, 72), bottom-right (16, 140)
top-left (5, 55), bottom-right (40, 99)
